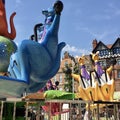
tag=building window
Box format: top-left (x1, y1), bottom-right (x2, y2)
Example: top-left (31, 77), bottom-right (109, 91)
top-left (113, 48), bottom-right (120, 54)
top-left (64, 61), bottom-right (68, 66)
top-left (59, 74), bottom-right (62, 83)
top-left (59, 88), bottom-right (63, 91)
top-left (99, 50), bottom-right (109, 57)
top-left (117, 70), bottom-right (120, 78)
top-left (86, 65), bottom-right (91, 71)
top-left (54, 76), bottom-right (56, 82)
top-left (117, 59), bottom-right (120, 65)
top-left (99, 60), bottom-right (106, 67)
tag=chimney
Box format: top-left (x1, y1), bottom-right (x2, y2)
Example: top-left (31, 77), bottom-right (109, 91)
top-left (92, 39), bottom-right (97, 49)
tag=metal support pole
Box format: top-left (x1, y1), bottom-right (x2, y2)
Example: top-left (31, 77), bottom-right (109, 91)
top-left (88, 103), bottom-right (91, 120)
top-left (97, 103), bottom-right (100, 120)
top-left (13, 102), bottom-right (16, 120)
top-left (114, 104), bottom-right (117, 120)
top-left (59, 102), bottom-right (61, 120)
top-left (48, 102), bottom-right (51, 120)
top-left (116, 104), bottom-right (119, 120)
top-left (105, 104), bottom-right (108, 120)
top-left (36, 102), bottom-right (40, 120)
top-left (0, 101), bottom-right (4, 120)
top-left (25, 102), bottom-right (29, 120)
top-left (70, 103), bottom-right (72, 120)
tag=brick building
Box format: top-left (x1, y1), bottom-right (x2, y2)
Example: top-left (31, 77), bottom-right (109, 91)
top-left (51, 51), bottom-right (73, 91)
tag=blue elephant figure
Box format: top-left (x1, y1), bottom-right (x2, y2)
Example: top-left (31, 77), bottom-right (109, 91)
top-left (0, 0), bottom-right (66, 97)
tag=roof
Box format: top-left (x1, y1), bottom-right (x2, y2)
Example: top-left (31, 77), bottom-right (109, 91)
top-left (22, 92), bottom-right (45, 100)
top-left (92, 41), bottom-right (108, 53)
top-left (107, 44), bottom-right (112, 49)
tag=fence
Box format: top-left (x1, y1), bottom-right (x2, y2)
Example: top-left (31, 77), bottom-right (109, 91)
top-left (0, 98), bottom-right (119, 120)
top-left (43, 100), bottom-right (120, 120)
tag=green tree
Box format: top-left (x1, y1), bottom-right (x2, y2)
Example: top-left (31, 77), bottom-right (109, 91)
top-left (62, 56), bottom-right (80, 93)
top-left (62, 63), bottom-right (72, 92)
top-left (63, 63), bottom-right (79, 92)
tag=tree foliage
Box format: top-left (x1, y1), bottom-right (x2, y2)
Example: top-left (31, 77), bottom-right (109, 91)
top-left (62, 61), bottom-right (79, 92)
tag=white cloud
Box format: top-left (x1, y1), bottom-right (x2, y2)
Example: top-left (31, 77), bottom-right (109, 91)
top-left (62, 44), bottom-right (90, 55)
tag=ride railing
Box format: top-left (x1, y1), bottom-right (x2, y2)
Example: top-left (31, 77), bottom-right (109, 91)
top-left (45, 100), bottom-right (120, 120)
top-left (0, 98), bottom-right (119, 120)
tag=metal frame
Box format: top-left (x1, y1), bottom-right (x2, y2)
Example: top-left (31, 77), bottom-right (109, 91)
top-left (0, 98), bottom-right (119, 120)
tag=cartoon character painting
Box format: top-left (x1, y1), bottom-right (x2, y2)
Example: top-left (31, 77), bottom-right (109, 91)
top-left (0, 0), bottom-right (65, 97)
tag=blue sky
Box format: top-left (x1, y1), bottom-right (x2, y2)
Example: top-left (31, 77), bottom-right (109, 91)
top-left (6, 0), bottom-right (120, 56)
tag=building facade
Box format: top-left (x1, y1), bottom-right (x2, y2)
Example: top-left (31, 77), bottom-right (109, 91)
top-left (92, 38), bottom-right (120, 91)
top-left (52, 38), bottom-right (120, 92)
top-left (51, 51), bottom-right (75, 91)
